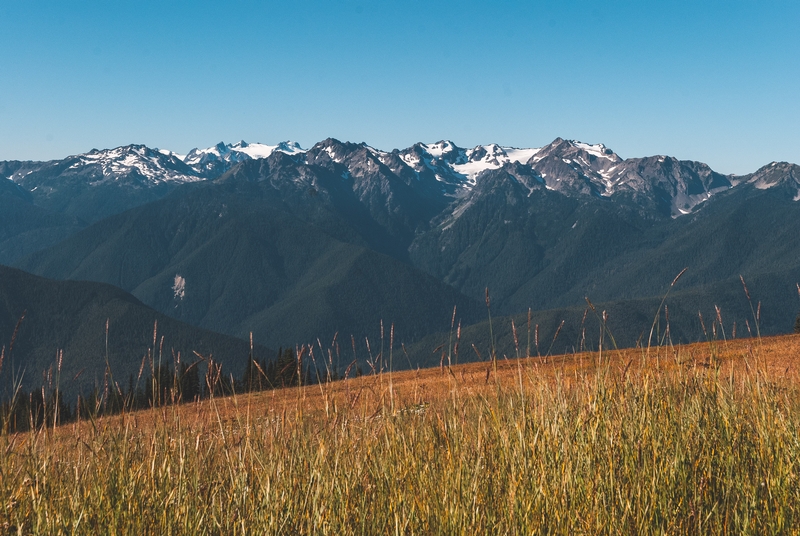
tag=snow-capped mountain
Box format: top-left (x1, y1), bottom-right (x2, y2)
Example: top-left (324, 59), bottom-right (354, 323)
top-left (356, 137), bottom-right (740, 217)
top-left (393, 141), bottom-right (541, 199)
top-left (158, 138), bottom-right (800, 217)
top-left (3, 145), bottom-right (199, 187)
top-left (182, 140), bottom-right (305, 177)
top-left (455, 144), bottom-right (539, 183)
top-left (10, 144), bottom-right (200, 190)
top-left (4, 137), bottom-right (799, 226)
top-left (1, 141), bottom-right (310, 223)
top-left (523, 137), bottom-right (623, 196)
top-left (70, 145), bottom-right (202, 185)
top-left (5, 145), bottom-right (202, 224)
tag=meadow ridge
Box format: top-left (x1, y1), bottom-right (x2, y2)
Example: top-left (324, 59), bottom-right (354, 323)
top-left (2, 332), bottom-right (800, 533)
top-left (153, 332), bottom-right (800, 426)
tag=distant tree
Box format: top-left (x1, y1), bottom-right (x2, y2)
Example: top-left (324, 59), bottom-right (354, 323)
top-left (8, 388), bottom-right (72, 432)
top-left (243, 355), bottom-right (274, 393)
top-left (275, 348), bottom-right (298, 388)
top-left (178, 362), bottom-right (200, 402)
top-left (204, 359), bottom-right (221, 397)
top-left (242, 358), bottom-right (256, 392)
top-left (145, 364), bottom-right (174, 406)
top-left (242, 356), bottom-right (271, 392)
top-left (269, 347), bottom-right (311, 388)
top-left (203, 359), bottom-right (236, 398)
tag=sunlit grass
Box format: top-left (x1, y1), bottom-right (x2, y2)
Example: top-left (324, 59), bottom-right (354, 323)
top-left (2, 334), bottom-right (800, 534)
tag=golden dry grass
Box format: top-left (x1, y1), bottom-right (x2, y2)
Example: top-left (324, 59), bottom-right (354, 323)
top-left (4, 333), bottom-right (800, 534)
top-left (53, 332), bottom-right (800, 436)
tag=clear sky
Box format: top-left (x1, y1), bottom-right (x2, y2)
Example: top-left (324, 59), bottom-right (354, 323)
top-left (1, 0), bottom-right (797, 174)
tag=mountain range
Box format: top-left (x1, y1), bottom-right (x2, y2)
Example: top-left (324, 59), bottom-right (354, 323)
top-left (3, 136), bottom-right (800, 387)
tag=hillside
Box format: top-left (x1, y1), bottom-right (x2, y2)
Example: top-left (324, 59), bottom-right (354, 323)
top-left (0, 265), bottom-right (271, 401)
top-left (15, 181), bottom-right (482, 351)
top-left (407, 272), bottom-right (800, 371)
top-left (5, 332), bottom-right (799, 533)
top-left (200, 332), bottom-right (800, 420)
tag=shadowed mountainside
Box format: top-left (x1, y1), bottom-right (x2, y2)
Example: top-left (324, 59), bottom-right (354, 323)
top-left (0, 265), bottom-right (271, 401)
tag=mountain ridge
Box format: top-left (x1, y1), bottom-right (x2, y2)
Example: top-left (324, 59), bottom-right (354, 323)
top-left (7, 137), bottom-right (798, 224)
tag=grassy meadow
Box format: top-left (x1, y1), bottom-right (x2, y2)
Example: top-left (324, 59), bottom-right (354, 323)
top-left (2, 333), bottom-right (800, 534)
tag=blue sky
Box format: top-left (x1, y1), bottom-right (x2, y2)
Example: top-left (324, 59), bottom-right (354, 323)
top-left (1, 0), bottom-right (797, 174)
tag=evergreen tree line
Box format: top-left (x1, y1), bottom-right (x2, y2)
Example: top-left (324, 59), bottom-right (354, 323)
top-left (1, 347), bottom-right (316, 434)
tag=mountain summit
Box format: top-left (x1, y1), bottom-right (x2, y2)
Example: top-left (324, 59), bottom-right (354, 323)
top-left (10, 136), bottom-right (794, 218)
top-left (181, 141), bottom-right (305, 177)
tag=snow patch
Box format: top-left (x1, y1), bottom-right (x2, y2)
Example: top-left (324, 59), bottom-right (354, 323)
top-left (324, 146), bottom-right (340, 163)
top-left (235, 140), bottom-right (304, 158)
top-left (572, 141), bottom-right (615, 160)
top-left (447, 144), bottom-right (540, 182)
top-left (504, 147), bottom-right (540, 164)
top-left (600, 165), bottom-right (618, 179)
top-left (184, 140), bottom-right (305, 167)
top-left (421, 141), bottom-right (457, 158)
top-left (158, 148), bottom-right (187, 160)
top-left (173, 274), bottom-right (186, 303)
top-left (401, 154), bottom-right (421, 169)
top-left (365, 145), bottom-right (388, 156)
